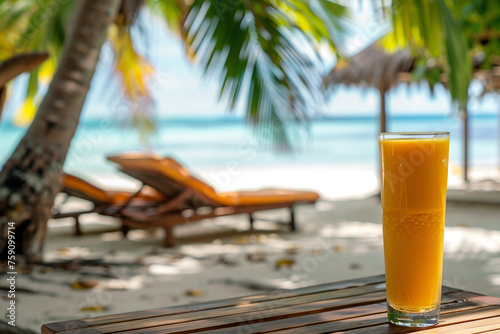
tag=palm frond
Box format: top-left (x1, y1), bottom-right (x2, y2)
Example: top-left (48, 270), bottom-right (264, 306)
top-left (110, 24), bottom-right (154, 100)
top-left (184, 0), bottom-right (347, 149)
top-left (0, 0), bottom-right (71, 123)
top-left (435, 0), bottom-right (471, 108)
top-left (0, 0), bottom-right (70, 55)
top-left (108, 21), bottom-right (156, 138)
top-left (388, 0), bottom-right (471, 106)
top-left (1, 0), bottom-right (157, 132)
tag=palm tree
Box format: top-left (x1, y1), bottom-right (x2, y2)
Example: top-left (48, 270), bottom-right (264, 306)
top-left (0, 0), bottom-right (471, 261)
top-left (0, 0), bottom-right (121, 261)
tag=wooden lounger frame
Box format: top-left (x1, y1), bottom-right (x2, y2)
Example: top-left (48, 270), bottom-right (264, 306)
top-left (53, 155), bottom-right (318, 247)
top-left (52, 185), bottom-right (148, 237)
top-left (111, 169), bottom-right (304, 247)
top-left (53, 186), bottom-right (301, 247)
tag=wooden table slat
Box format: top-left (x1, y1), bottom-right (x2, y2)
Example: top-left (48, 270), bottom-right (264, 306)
top-left (338, 306), bottom-right (500, 334)
top-left (82, 274), bottom-right (387, 327)
top-left (111, 291), bottom-right (388, 334)
top-left (40, 275), bottom-right (500, 334)
top-left (92, 288), bottom-right (465, 334)
top-left (93, 283), bottom-right (389, 333)
top-left (427, 316), bottom-right (500, 334)
top-left (265, 295), bottom-right (494, 334)
top-left (425, 313), bottom-right (500, 333)
top-left (197, 303), bottom-right (388, 334)
top-left (197, 291), bottom-right (488, 334)
top-left (41, 320), bottom-right (88, 334)
top-left (47, 329), bottom-right (101, 334)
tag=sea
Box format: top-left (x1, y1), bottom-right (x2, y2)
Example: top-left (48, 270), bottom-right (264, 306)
top-left (1, 114), bottom-right (498, 177)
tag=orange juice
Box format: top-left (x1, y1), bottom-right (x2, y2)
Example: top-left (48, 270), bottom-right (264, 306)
top-left (379, 134), bottom-right (449, 313)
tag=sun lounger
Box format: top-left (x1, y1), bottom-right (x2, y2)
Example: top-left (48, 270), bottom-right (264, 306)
top-left (106, 153), bottom-right (319, 246)
top-left (52, 173), bottom-right (164, 236)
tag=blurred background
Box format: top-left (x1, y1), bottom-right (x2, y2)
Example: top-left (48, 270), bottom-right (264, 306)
top-left (1, 0), bottom-right (499, 200)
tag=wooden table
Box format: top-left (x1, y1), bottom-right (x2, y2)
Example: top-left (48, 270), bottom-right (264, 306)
top-left (41, 275), bottom-right (500, 333)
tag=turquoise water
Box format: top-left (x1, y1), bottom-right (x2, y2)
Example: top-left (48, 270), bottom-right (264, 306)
top-left (0, 115), bottom-right (498, 175)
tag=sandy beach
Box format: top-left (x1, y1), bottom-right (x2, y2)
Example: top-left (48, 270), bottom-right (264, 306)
top-left (3, 164), bottom-right (500, 332)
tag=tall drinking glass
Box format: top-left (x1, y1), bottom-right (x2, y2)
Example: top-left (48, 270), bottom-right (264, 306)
top-left (378, 132), bottom-right (449, 327)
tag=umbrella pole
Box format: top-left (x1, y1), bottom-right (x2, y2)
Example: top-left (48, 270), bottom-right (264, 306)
top-left (462, 104), bottom-right (469, 182)
top-left (379, 88), bottom-right (387, 133)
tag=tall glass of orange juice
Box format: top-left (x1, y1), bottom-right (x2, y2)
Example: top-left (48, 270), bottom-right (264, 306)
top-left (378, 132), bottom-right (449, 327)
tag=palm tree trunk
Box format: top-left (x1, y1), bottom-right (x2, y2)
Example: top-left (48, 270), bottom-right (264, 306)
top-left (0, 0), bottom-right (120, 262)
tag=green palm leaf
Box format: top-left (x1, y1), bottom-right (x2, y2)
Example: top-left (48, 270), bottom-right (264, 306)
top-left (389, 0), bottom-right (472, 106)
top-left (1, 0), bottom-right (155, 131)
top-left (184, 0), bottom-right (347, 149)
top-left (0, 0), bottom-right (70, 55)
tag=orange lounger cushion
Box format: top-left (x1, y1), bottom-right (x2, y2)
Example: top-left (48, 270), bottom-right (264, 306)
top-left (108, 154), bottom-right (220, 203)
top-left (107, 153), bottom-right (319, 207)
top-left (217, 189), bottom-right (320, 206)
top-left (62, 173), bottom-right (164, 205)
top-left (62, 174), bottom-right (112, 204)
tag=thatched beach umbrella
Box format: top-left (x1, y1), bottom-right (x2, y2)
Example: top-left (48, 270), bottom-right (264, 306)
top-left (325, 44), bottom-right (479, 182)
top-left (326, 41), bottom-right (500, 183)
top-left (325, 44), bottom-right (414, 133)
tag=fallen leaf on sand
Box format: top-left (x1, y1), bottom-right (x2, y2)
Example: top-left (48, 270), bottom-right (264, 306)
top-left (80, 305), bottom-right (107, 312)
top-left (333, 245), bottom-right (345, 253)
top-left (234, 236), bottom-right (249, 245)
top-left (71, 278), bottom-right (99, 290)
top-left (275, 258), bottom-right (295, 270)
top-left (57, 247), bottom-right (70, 254)
top-left (185, 289), bottom-right (204, 297)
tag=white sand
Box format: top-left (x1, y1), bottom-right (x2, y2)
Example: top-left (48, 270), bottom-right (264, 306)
top-left (4, 164), bottom-right (500, 332)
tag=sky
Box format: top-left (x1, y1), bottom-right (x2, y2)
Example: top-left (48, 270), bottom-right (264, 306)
top-left (2, 4), bottom-right (499, 124)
